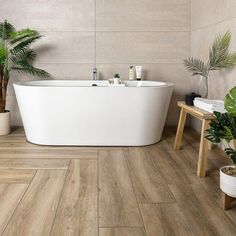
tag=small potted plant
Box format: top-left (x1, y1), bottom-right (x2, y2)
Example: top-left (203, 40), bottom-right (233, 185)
top-left (113, 73), bottom-right (120, 85)
top-left (0, 20), bottom-right (50, 135)
top-left (184, 31), bottom-right (236, 98)
top-left (206, 87), bottom-right (236, 197)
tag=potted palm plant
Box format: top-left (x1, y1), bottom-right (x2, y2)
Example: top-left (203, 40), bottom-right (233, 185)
top-left (184, 31), bottom-right (236, 97)
top-left (206, 87), bottom-right (236, 197)
top-left (0, 20), bottom-right (50, 135)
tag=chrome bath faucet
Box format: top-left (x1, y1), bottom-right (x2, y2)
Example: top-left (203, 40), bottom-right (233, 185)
top-left (93, 68), bottom-right (97, 80)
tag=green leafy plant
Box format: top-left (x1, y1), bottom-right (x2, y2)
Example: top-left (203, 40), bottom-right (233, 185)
top-left (184, 31), bottom-right (236, 81)
top-left (113, 73), bottom-right (120, 79)
top-left (206, 86), bottom-right (236, 165)
top-left (0, 20), bottom-right (50, 113)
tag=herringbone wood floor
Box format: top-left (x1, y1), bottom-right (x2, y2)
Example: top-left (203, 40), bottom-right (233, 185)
top-left (0, 127), bottom-right (235, 235)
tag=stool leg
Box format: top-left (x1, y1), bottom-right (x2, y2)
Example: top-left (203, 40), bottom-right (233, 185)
top-left (197, 119), bottom-right (209, 177)
top-left (208, 141), bottom-right (213, 150)
top-left (223, 193), bottom-right (235, 210)
top-left (174, 108), bottom-right (187, 151)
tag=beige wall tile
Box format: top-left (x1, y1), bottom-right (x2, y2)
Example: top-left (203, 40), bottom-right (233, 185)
top-left (0, 0), bottom-right (95, 31)
top-left (96, 0), bottom-right (190, 31)
top-left (34, 32), bottom-right (95, 64)
top-left (191, 0), bottom-right (236, 31)
top-left (96, 32), bottom-right (189, 63)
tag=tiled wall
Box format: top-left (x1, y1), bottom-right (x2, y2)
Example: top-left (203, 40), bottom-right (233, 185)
top-left (191, 0), bottom-right (236, 130)
top-left (1, 0), bottom-right (191, 125)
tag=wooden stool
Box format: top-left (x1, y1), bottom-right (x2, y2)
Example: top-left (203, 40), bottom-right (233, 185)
top-left (223, 193), bottom-right (236, 210)
top-left (174, 101), bottom-right (215, 177)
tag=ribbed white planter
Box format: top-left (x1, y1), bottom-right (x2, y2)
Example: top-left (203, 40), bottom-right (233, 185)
top-left (220, 165), bottom-right (236, 198)
top-left (0, 111), bottom-right (10, 135)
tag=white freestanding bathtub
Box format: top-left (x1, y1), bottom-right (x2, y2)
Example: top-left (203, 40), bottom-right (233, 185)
top-left (14, 80), bottom-right (173, 146)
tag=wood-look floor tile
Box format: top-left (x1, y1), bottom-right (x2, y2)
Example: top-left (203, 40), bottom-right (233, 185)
top-left (99, 227), bottom-right (145, 236)
top-left (3, 170), bottom-right (66, 236)
top-left (124, 148), bottom-right (175, 203)
top-left (0, 149), bottom-right (97, 159)
top-left (0, 158), bottom-right (69, 169)
top-left (0, 170), bottom-right (35, 183)
top-left (99, 150), bottom-right (143, 227)
top-left (0, 184), bottom-right (28, 234)
top-left (169, 183), bottom-right (219, 235)
top-left (140, 203), bottom-right (193, 236)
top-left (149, 147), bottom-right (191, 185)
top-left (51, 159), bottom-right (98, 236)
top-left (191, 184), bottom-right (236, 235)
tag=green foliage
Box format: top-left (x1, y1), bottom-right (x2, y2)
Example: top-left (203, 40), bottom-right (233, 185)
top-left (184, 31), bottom-right (236, 79)
top-left (0, 20), bottom-right (50, 79)
top-left (183, 57), bottom-right (208, 78)
top-left (206, 111), bottom-right (236, 143)
top-left (225, 148), bottom-right (236, 164)
top-left (114, 73), bottom-right (120, 78)
top-left (0, 20), bottom-right (50, 112)
top-left (206, 87), bottom-right (236, 165)
top-left (225, 87), bottom-right (236, 116)
top-left (0, 20), bottom-right (14, 40)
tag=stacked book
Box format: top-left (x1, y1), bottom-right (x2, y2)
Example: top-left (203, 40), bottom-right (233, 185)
top-left (193, 97), bottom-right (226, 113)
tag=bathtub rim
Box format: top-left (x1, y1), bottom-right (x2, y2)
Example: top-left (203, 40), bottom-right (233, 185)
top-left (14, 80), bottom-right (174, 89)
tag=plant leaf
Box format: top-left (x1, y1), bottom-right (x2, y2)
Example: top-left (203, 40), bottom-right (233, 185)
top-left (225, 86), bottom-right (236, 116)
top-left (225, 148), bottom-right (236, 164)
top-left (12, 65), bottom-right (50, 78)
top-left (0, 20), bottom-right (15, 40)
top-left (183, 57), bottom-right (208, 77)
top-left (11, 35), bottom-right (42, 53)
top-left (10, 29), bottom-right (39, 44)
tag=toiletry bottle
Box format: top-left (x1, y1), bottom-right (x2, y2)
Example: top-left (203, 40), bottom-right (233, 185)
top-left (129, 66), bottom-right (134, 80)
top-left (135, 65), bottom-right (142, 80)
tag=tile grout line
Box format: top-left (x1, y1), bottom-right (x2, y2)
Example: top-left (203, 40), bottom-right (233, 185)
top-left (94, 0), bottom-right (97, 68)
top-left (38, 30), bottom-right (190, 33)
top-left (1, 169), bottom-right (38, 236)
top-left (192, 16), bottom-right (236, 32)
top-left (49, 160), bottom-right (72, 236)
top-left (122, 148), bottom-right (147, 236)
top-left (99, 226), bottom-right (145, 229)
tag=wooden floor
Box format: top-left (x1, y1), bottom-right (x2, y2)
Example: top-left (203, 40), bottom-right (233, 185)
top-left (0, 127), bottom-right (235, 236)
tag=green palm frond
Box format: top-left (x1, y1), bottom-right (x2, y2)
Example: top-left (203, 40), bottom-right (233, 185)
top-left (0, 20), bottom-right (50, 112)
top-left (0, 20), bottom-right (14, 40)
top-left (12, 65), bottom-right (50, 78)
top-left (10, 29), bottom-right (39, 44)
top-left (11, 35), bottom-right (42, 53)
top-left (184, 31), bottom-right (236, 78)
top-left (183, 57), bottom-right (209, 78)
top-left (10, 49), bottom-right (36, 64)
top-left (209, 31), bottom-right (236, 70)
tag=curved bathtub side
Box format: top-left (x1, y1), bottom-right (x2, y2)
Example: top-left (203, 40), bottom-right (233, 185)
top-left (14, 83), bottom-right (173, 146)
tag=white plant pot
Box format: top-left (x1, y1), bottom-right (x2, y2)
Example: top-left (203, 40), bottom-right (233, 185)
top-left (0, 111), bottom-right (10, 135)
top-left (220, 165), bottom-right (236, 197)
top-left (113, 78), bottom-right (119, 85)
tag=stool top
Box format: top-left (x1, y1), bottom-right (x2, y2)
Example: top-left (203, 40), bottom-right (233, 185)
top-left (177, 101), bottom-right (215, 120)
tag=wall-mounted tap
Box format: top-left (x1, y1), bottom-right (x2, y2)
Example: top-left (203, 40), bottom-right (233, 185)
top-left (93, 68), bottom-right (97, 80)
